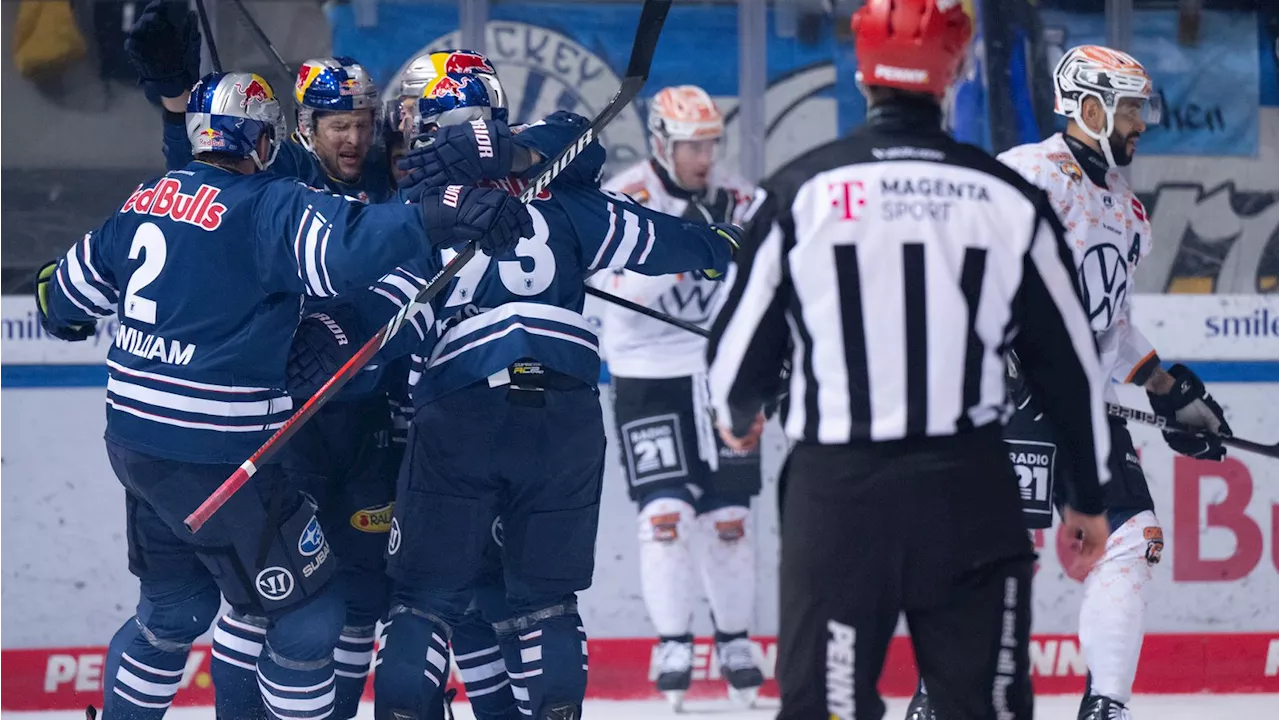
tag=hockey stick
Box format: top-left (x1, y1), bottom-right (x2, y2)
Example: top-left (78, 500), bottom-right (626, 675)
top-left (1106, 403), bottom-right (1278, 458)
top-left (584, 285), bottom-right (710, 338)
top-left (226, 0), bottom-right (291, 76)
top-left (193, 0), bottom-right (221, 73)
top-left (590, 287), bottom-right (1278, 459)
top-left (185, 0), bottom-right (673, 533)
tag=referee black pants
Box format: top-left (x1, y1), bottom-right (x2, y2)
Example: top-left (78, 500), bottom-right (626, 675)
top-left (777, 425), bottom-right (1035, 720)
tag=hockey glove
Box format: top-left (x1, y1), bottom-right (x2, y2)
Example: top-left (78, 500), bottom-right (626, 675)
top-left (398, 119), bottom-right (515, 192)
top-left (34, 261), bottom-right (95, 342)
top-left (420, 185), bottom-right (533, 257)
top-left (1147, 363), bottom-right (1233, 461)
top-left (287, 309), bottom-right (378, 398)
top-left (125, 0), bottom-right (202, 99)
top-left (697, 223), bottom-right (741, 280)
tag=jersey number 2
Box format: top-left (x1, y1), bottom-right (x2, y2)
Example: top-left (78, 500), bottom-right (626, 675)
top-left (444, 206), bottom-right (554, 306)
top-left (124, 223), bottom-right (167, 324)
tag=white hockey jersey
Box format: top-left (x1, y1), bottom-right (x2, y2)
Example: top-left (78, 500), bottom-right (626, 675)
top-left (596, 161), bottom-right (757, 379)
top-left (998, 133), bottom-right (1157, 392)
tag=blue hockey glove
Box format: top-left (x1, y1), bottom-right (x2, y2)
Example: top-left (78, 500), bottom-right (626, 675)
top-left (398, 119), bottom-right (514, 192)
top-left (697, 223), bottom-right (741, 280)
top-left (34, 261), bottom-right (95, 342)
top-left (125, 0), bottom-right (201, 99)
top-left (1147, 363), bottom-right (1233, 461)
top-left (420, 185), bottom-right (533, 257)
top-left (287, 311), bottom-right (358, 398)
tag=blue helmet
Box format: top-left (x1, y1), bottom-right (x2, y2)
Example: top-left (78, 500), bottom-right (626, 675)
top-left (294, 57), bottom-right (379, 150)
top-left (411, 70), bottom-right (507, 143)
top-left (186, 72), bottom-right (286, 170)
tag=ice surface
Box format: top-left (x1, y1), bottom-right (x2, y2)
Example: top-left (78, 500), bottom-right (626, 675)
top-left (6, 695), bottom-right (1277, 719)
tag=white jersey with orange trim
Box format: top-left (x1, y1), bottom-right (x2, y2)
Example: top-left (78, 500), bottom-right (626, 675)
top-left (596, 160), bottom-right (756, 379)
top-left (998, 133), bottom-right (1155, 393)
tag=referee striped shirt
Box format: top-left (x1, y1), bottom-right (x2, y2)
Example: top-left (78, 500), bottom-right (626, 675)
top-left (707, 115), bottom-right (1112, 505)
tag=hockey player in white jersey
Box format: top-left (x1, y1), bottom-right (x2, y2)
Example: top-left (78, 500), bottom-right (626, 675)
top-left (598, 85), bottom-right (765, 709)
top-left (907, 44), bottom-right (1234, 720)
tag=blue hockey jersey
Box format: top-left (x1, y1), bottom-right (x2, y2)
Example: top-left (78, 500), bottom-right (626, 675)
top-left (366, 112), bottom-right (732, 407)
top-left (46, 161), bottom-right (432, 463)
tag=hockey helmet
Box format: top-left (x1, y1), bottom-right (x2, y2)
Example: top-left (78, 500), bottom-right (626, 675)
top-left (409, 70), bottom-right (508, 145)
top-left (647, 85), bottom-right (723, 184)
top-left (186, 72), bottom-right (286, 170)
top-left (1053, 45), bottom-right (1161, 167)
top-left (851, 0), bottom-right (973, 98)
top-left (293, 57), bottom-right (380, 151)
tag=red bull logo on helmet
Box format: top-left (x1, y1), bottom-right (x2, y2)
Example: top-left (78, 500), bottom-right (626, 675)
top-left (442, 51), bottom-right (495, 75)
top-left (424, 74), bottom-right (472, 102)
top-left (339, 77), bottom-right (366, 96)
top-left (235, 76), bottom-right (273, 111)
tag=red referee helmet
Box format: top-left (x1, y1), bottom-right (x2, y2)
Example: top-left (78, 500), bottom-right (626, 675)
top-left (851, 0), bottom-right (973, 98)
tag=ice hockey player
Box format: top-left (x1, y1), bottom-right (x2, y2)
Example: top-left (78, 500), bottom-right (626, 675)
top-left (322, 70), bottom-right (738, 720)
top-left (906, 45), bottom-right (1234, 720)
top-left (597, 84), bottom-right (765, 708)
top-left (33, 71), bottom-right (528, 720)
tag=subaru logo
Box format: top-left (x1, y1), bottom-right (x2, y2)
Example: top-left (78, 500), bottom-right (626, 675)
top-left (298, 516), bottom-right (326, 558)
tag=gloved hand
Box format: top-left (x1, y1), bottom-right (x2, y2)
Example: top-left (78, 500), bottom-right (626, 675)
top-left (697, 223), bottom-right (741, 280)
top-left (34, 261), bottom-right (95, 342)
top-left (398, 119), bottom-right (514, 192)
top-left (1147, 363), bottom-right (1233, 461)
top-left (124, 0), bottom-right (201, 99)
top-left (420, 185), bottom-right (533, 257)
top-left (287, 311), bottom-right (356, 398)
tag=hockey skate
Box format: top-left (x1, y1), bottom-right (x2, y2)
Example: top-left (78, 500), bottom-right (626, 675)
top-left (905, 678), bottom-right (937, 720)
top-left (654, 638), bottom-right (694, 711)
top-left (1079, 694), bottom-right (1133, 720)
top-left (716, 637), bottom-right (764, 707)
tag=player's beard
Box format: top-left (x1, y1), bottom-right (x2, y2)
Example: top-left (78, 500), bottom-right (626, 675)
top-left (1109, 130), bottom-right (1140, 167)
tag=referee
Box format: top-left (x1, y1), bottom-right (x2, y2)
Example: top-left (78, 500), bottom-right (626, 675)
top-left (706, 2), bottom-right (1112, 719)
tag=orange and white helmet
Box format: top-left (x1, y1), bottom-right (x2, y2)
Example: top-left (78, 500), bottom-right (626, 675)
top-left (1053, 45), bottom-right (1161, 166)
top-left (647, 85), bottom-right (723, 182)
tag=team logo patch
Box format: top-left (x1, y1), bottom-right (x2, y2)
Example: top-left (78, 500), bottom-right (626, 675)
top-left (298, 516), bottom-right (326, 557)
top-left (387, 517), bottom-right (402, 555)
top-left (1006, 438), bottom-right (1055, 523)
top-left (491, 517), bottom-right (505, 547)
top-left (621, 413), bottom-right (689, 486)
top-left (715, 518), bottom-right (745, 542)
top-left (350, 503), bottom-right (395, 533)
top-left (1144, 526), bottom-right (1164, 565)
top-left (256, 566), bottom-right (295, 601)
top-left (1057, 160), bottom-right (1083, 184)
top-left (649, 512), bottom-right (681, 542)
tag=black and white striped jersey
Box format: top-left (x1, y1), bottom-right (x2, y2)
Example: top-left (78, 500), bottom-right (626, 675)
top-left (706, 103), bottom-right (1111, 509)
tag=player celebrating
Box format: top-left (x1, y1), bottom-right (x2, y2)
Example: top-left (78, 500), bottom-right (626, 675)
top-left (598, 85), bottom-right (765, 708)
top-left (907, 45), bottom-right (1234, 720)
top-left (335, 69), bottom-right (738, 719)
top-left (34, 71), bottom-right (526, 720)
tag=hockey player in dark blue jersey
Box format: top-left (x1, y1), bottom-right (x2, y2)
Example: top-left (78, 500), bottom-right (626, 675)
top-left (335, 72), bottom-right (738, 720)
top-left (33, 71), bottom-right (530, 720)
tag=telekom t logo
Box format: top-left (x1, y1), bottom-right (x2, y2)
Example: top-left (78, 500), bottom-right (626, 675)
top-left (828, 180), bottom-right (866, 221)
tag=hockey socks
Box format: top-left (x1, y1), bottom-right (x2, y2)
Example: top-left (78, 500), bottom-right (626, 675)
top-left (494, 603), bottom-right (588, 718)
top-left (374, 606), bottom-right (452, 720)
top-left (211, 612), bottom-right (270, 719)
top-left (334, 625), bottom-right (378, 719)
top-left (452, 612), bottom-right (521, 720)
top-left (102, 618), bottom-right (192, 719)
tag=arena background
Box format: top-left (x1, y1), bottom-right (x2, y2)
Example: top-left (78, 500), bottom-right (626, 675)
top-left (1, 0), bottom-right (1276, 711)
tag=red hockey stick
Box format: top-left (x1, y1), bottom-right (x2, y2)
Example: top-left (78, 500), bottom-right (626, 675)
top-left (185, 0), bottom-right (673, 533)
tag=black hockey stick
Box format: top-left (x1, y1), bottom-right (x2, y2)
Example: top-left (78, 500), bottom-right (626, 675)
top-left (590, 286), bottom-right (1277, 459)
top-left (186, 0), bottom-right (674, 533)
top-left (227, 0), bottom-right (292, 76)
top-left (1107, 403), bottom-right (1278, 458)
top-left (585, 285), bottom-right (710, 338)
top-left (194, 0), bottom-right (221, 72)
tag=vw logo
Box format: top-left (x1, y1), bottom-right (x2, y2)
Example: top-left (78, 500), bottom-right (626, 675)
top-left (1078, 243), bottom-right (1128, 332)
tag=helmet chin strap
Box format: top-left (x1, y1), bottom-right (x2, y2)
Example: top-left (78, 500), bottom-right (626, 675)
top-left (1073, 95), bottom-right (1119, 168)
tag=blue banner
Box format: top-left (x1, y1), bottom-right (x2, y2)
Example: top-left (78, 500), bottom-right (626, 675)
top-left (1041, 9), bottom-right (1260, 156)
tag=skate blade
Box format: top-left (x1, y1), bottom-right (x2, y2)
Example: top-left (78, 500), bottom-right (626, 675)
top-left (664, 690), bottom-right (687, 713)
top-left (728, 685), bottom-right (759, 708)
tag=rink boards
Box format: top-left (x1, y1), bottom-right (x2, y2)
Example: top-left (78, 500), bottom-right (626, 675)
top-left (1, 294), bottom-right (1276, 709)
top-left (1, 633), bottom-right (1276, 710)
